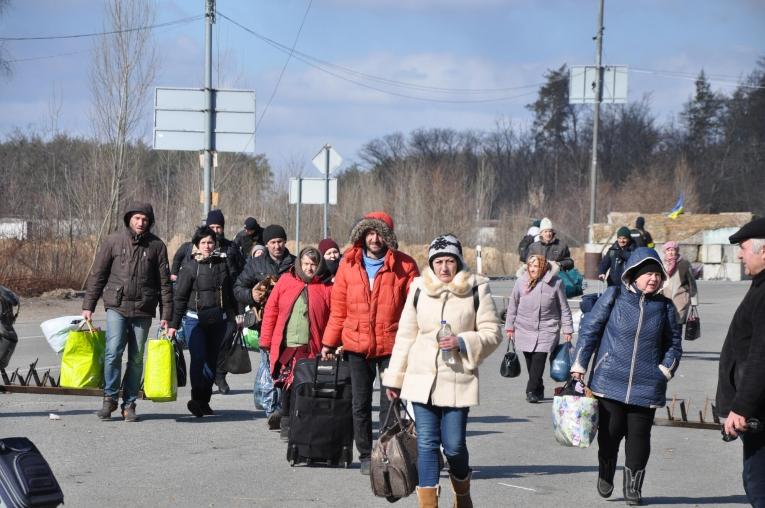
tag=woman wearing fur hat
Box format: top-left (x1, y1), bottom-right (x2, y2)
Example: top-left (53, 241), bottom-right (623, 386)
top-left (571, 248), bottom-right (682, 505)
top-left (505, 247), bottom-right (574, 403)
top-left (383, 234), bottom-right (502, 507)
top-left (660, 241), bottom-right (698, 324)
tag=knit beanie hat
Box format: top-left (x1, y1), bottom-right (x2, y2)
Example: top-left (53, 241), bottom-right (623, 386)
top-left (206, 209), bottom-right (225, 227)
top-left (262, 224), bottom-right (287, 244)
top-left (527, 226), bottom-right (540, 237)
top-left (318, 238), bottom-right (340, 255)
top-left (539, 217), bottom-right (553, 232)
top-left (244, 217), bottom-right (259, 230)
top-left (428, 234), bottom-right (464, 271)
top-left (632, 259), bottom-right (663, 280)
top-left (532, 219), bottom-right (541, 228)
top-left (365, 211), bottom-right (394, 231)
top-left (617, 226), bottom-right (632, 238)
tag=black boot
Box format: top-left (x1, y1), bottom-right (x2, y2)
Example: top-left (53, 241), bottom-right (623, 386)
top-left (96, 397), bottom-right (118, 420)
top-left (623, 467), bottom-right (645, 505)
top-left (216, 374), bottom-right (230, 395)
top-left (597, 457), bottom-right (616, 498)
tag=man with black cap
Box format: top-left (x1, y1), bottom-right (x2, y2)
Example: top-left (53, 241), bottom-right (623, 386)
top-left (234, 224), bottom-right (296, 427)
top-left (599, 226), bottom-right (636, 287)
top-left (82, 202), bottom-right (173, 422)
top-left (234, 216), bottom-right (264, 260)
top-left (717, 217), bottom-right (765, 507)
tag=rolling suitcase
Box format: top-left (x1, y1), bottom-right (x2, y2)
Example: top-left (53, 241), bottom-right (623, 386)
top-left (0, 437), bottom-right (64, 508)
top-left (286, 357), bottom-right (354, 468)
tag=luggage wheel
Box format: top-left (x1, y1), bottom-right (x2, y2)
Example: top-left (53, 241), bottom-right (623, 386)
top-left (289, 458), bottom-right (296, 467)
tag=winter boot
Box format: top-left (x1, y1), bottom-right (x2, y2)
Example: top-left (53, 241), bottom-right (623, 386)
top-left (216, 374), bottom-right (230, 395)
top-left (201, 402), bottom-right (214, 415)
top-left (416, 486), bottom-right (440, 508)
top-left (449, 470), bottom-right (473, 508)
top-left (597, 457), bottom-right (617, 498)
top-left (121, 402), bottom-right (139, 422)
top-left (96, 397), bottom-right (118, 420)
top-left (187, 400), bottom-right (204, 418)
top-left (267, 411), bottom-right (282, 430)
top-left (623, 467), bottom-right (645, 506)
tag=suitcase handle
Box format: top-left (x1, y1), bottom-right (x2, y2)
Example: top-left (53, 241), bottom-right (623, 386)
top-left (312, 355), bottom-right (342, 396)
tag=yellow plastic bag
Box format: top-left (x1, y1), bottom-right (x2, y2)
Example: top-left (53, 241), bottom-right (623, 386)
top-left (59, 322), bottom-right (106, 389)
top-left (143, 334), bottom-right (177, 402)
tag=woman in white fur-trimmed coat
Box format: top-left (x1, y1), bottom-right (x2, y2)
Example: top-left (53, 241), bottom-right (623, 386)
top-left (383, 234), bottom-right (502, 508)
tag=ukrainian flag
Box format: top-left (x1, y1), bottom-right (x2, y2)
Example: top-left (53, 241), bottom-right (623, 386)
top-left (668, 193), bottom-right (684, 219)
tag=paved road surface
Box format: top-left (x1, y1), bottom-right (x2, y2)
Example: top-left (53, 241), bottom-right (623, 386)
top-left (0, 281), bottom-right (751, 507)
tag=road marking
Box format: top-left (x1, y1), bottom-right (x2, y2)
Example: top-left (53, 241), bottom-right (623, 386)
top-left (17, 335), bottom-right (45, 341)
top-left (498, 482), bottom-right (536, 492)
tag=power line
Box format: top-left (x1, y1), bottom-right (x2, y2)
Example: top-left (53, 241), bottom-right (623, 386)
top-left (7, 49), bottom-right (89, 63)
top-left (0, 15), bottom-right (204, 41)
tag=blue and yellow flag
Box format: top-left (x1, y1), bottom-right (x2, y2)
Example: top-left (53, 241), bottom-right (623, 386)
top-left (668, 193), bottom-right (684, 219)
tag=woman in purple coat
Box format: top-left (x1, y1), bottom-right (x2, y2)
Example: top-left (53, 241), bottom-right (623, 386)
top-left (505, 250), bottom-right (574, 402)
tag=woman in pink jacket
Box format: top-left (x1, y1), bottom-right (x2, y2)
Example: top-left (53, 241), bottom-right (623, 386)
top-left (259, 247), bottom-right (333, 437)
top-left (505, 248), bottom-right (574, 402)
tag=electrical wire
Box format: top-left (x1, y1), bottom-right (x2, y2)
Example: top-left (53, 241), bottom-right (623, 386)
top-left (7, 49), bottom-right (89, 63)
top-left (0, 15), bottom-right (204, 41)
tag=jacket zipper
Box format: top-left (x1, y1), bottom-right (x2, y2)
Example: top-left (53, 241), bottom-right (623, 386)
top-left (625, 293), bottom-right (646, 403)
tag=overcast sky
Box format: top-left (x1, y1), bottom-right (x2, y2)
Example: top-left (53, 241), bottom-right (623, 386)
top-left (1, 0), bottom-right (763, 175)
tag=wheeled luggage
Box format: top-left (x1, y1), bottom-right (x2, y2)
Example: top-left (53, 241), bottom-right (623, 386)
top-left (0, 437), bottom-right (64, 508)
top-left (286, 357), bottom-right (354, 468)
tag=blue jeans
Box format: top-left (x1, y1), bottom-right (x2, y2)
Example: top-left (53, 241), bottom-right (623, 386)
top-left (185, 316), bottom-right (230, 403)
top-left (104, 309), bottom-right (152, 407)
top-left (743, 430), bottom-right (765, 507)
top-left (412, 402), bottom-right (470, 487)
top-left (254, 349), bottom-right (280, 415)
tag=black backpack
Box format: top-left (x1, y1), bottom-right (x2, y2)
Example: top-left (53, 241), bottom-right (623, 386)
top-left (0, 285), bottom-right (19, 369)
top-left (518, 235), bottom-right (535, 262)
top-left (0, 437), bottom-right (64, 508)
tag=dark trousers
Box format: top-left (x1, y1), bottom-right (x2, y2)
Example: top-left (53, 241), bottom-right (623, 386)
top-left (347, 352), bottom-right (391, 459)
top-left (523, 351), bottom-right (547, 395)
top-left (742, 430), bottom-right (765, 507)
top-left (597, 397), bottom-right (656, 471)
top-left (215, 320), bottom-right (236, 379)
top-left (187, 317), bottom-right (232, 403)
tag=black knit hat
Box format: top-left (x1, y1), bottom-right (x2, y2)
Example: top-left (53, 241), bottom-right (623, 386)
top-left (262, 224), bottom-right (287, 244)
top-left (632, 259), bottom-right (662, 280)
top-left (206, 209), bottom-right (225, 227)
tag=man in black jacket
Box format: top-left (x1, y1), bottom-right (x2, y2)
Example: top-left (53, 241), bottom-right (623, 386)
top-left (599, 226), bottom-right (636, 286)
top-left (529, 217), bottom-right (574, 270)
top-left (234, 224), bottom-right (296, 427)
top-left (717, 217), bottom-right (765, 507)
top-left (233, 217), bottom-right (264, 260)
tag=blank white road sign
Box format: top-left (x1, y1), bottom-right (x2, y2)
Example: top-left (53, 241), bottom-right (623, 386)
top-left (312, 145), bottom-right (343, 174)
top-left (289, 178), bottom-right (338, 205)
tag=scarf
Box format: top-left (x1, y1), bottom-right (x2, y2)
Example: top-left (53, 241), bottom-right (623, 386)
top-left (362, 250), bottom-right (385, 289)
top-left (663, 241), bottom-right (680, 277)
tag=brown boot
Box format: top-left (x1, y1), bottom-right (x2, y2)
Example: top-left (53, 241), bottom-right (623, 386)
top-left (96, 397), bottom-right (118, 420)
top-left (449, 470), bottom-right (473, 508)
top-left (121, 402), bottom-right (139, 422)
top-left (416, 486), bottom-right (440, 508)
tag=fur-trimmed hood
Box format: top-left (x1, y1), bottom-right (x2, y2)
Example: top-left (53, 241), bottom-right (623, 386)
top-left (421, 266), bottom-right (488, 298)
top-left (348, 216), bottom-right (398, 250)
top-left (514, 258), bottom-right (561, 281)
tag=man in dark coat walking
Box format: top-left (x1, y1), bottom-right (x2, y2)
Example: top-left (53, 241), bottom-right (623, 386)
top-left (599, 226), bottom-right (636, 287)
top-left (717, 217), bottom-right (765, 507)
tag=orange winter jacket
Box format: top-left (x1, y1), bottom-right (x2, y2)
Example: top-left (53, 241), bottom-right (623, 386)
top-left (322, 246), bottom-right (419, 358)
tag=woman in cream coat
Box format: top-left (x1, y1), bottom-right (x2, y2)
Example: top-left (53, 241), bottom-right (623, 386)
top-left (383, 234), bottom-right (502, 508)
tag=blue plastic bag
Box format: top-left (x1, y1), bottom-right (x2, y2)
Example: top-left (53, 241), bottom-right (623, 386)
top-left (550, 341), bottom-right (573, 382)
top-left (254, 349), bottom-right (275, 411)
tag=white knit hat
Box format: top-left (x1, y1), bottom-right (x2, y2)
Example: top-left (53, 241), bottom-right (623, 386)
top-left (539, 217), bottom-right (553, 232)
top-left (428, 234), bottom-right (464, 270)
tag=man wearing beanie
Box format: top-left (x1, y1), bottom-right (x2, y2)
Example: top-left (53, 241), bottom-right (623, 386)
top-left (717, 217), bottom-right (765, 506)
top-left (204, 209), bottom-right (246, 394)
top-left (530, 217), bottom-right (574, 270)
top-left (321, 211), bottom-right (419, 475)
top-left (234, 216), bottom-right (264, 260)
top-left (630, 216), bottom-right (655, 249)
top-left (234, 223), bottom-right (296, 427)
top-left (599, 226), bottom-right (636, 287)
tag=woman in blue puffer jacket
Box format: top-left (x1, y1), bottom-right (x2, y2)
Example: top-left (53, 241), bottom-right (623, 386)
top-left (571, 248), bottom-right (682, 506)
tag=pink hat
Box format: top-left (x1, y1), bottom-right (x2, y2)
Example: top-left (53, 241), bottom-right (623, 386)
top-left (663, 241), bottom-right (679, 251)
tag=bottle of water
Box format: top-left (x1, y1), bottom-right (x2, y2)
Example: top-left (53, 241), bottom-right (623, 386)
top-left (437, 320), bottom-right (457, 365)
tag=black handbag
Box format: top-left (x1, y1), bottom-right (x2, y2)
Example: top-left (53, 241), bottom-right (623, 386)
top-left (197, 306), bottom-right (225, 325)
top-left (500, 342), bottom-right (522, 378)
top-left (224, 330), bottom-right (252, 374)
top-left (684, 305), bottom-right (701, 341)
top-left (172, 338), bottom-right (187, 387)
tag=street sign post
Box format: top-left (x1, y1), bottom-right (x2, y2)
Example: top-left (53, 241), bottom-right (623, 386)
top-left (289, 177), bottom-right (338, 251)
top-left (312, 145), bottom-right (342, 238)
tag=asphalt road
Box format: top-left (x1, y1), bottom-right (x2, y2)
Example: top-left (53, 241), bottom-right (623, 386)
top-left (0, 281), bottom-right (752, 507)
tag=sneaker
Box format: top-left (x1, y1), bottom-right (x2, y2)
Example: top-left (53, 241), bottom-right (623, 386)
top-left (187, 400), bottom-right (204, 418)
top-left (201, 402), bottom-right (215, 416)
top-left (121, 402), bottom-right (139, 422)
top-left (96, 397), bottom-right (118, 420)
top-left (216, 376), bottom-right (230, 395)
top-left (360, 459), bottom-right (371, 476)
top-left (267, 412), bottom-right (282, 430)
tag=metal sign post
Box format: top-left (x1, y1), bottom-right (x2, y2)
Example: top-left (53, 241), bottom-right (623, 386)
top-left (295, 177), bottom-right (302, 254)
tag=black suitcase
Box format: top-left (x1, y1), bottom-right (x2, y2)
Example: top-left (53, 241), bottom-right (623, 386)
top-left (0, 437), bottom-right (64, 508)
top-left (286, 357), bottom-right (354, 468)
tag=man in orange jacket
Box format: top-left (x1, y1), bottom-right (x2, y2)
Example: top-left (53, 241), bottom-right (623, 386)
top-left (322, 211), bottom-right (419, 475)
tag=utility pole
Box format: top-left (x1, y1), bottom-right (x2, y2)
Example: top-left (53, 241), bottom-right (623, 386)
top-left (588, 0), bottom-right (604, 242)
top-left (323, 144), bottom-right (330, 239)
top-left (203, 0), bottom-right (215, 218)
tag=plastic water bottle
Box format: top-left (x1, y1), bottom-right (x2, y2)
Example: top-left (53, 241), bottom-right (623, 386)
top-left (437, 320), bottom-right (457, 365)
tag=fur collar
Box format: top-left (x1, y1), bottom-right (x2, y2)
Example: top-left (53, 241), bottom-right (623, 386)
top-left (348, 217), bottom-right (398, 250)
top-left (421, 267), bottom-right (486, 297)
top-left (516, 259), bottom-right (561, 283)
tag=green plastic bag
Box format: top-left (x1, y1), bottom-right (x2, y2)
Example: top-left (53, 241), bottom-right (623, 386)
top-left (242, 327), bottom-right (260, 351)
top-left (59, 322), bottom-right (106, 389)
top-left (143, 334), bottom-right (177, 402)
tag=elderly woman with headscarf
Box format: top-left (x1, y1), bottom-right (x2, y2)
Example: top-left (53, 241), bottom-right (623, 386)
top-left (661, 241), bottom-right (698, 324)
top-left (383, 234), bottom-right (502, 507)
top-left (571, 248), bottom-right (682, 505)
top-left (505, 244), bottom-right (574, 403)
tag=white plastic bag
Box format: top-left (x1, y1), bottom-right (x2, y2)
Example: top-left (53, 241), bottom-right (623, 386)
top-left (40, 315), bottom-right (84, 353)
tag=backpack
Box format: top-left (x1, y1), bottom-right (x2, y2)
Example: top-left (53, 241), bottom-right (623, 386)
top-left (629, 229), bottom-right (646, 248)
top-left (518, 235), bottom-right (535, 262)
top-left (0, 285), bottom-right (20, 369)
top-left (412, 285), bottom-right (479, 313)
top-left (558, 268), bottom-right (584, 298)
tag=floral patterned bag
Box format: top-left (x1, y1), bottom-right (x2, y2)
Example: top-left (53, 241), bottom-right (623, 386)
top-left (552, 379), bottom-right (599, 448)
